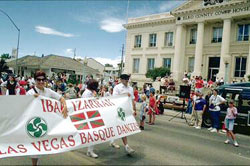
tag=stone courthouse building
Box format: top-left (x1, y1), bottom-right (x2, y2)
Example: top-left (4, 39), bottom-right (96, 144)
top-left (124, 0), bottom-right (250, 87)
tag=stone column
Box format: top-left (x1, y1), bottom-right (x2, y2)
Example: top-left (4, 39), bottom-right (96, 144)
top-left (244, 43), bottom-right (250, 80)
top-left (173, 24), bottom-right (185, 82)
top-left (217, 18), bottom-right (231, 80)
top-left (192, 22), bottom-right (204, 77)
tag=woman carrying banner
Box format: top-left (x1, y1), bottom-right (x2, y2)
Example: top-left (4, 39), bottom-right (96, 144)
top-left (26, 70), bottom-right (68, 166)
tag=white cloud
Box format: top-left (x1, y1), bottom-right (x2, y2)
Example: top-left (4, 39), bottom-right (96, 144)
top-left (35, 26), bottom-right (75, 37)
top-left (100, 18), bottom-right (125, 33)
top-left (159, 1), bottom-right (185, 12)
top-left (93, 57), bottom-right (121, 67)
top-left (65, 48), bottom-right (74, 54)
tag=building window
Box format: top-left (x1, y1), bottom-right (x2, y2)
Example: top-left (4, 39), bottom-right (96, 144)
top-left (134, 35), bottom-right (142, 48)
top-left (190, 28), bottom-right (197, 44)
top-left (133, 58), bottom-right (140, 73)
top-left (238, 24), bottom-right (250, 41)
top-left (165, 32), bottom-right (173, 46)
top-left (149, 34), bottom-right (157, 47)
top-left (188, 57), bottom-right (195, 72)
top-left (234, 57), bottom-right (247, 77)
top-left (147, 58), bottom-right (155, 71)
top-left (163, 58), bottom-right (171, 69)
top-left (212, 27), bottom-right (223, 43)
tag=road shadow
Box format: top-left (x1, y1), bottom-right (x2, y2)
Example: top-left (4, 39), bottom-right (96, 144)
top-left (96, 144), bottom-right (146, 165)
top-left (234, 125), bottom-right (250, 136)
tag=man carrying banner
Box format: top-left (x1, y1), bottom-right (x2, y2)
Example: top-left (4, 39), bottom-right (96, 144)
top-left (26, 70), bottom-right (68, 166)
top-left (81, 79), bottom-right (99, 158)
top-left (112, 74), bottom-right (136, 154)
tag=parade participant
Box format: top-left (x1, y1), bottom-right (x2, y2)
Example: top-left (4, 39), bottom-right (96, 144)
top-left (195, 76), bottom-right (204, 93)
top-left (157, 96), bottom-right (165, 115)
top-left (101, 85), bottom-right (109, 97)
top-left (193, 92), bottom-right (206, 129)
top-left (81, 79), bottom-right (99, 158)
top-left (205, 91), bottom-right (212, 129)
top-left (26, 70), bottom-right (68, 166)
top-left (224, 101), bottom-right (239, 147)
top-left (139, 94), bottom-right (147, 130)
top-left (64, 83), bottom-right (77, 99)
top-left (112, 74), bottom-right (136, 154)
top-left (107, 87), bottom-right (113, 96)
top-left (168, 79), bottom-right (175, 93)
top-left (17, 80), bottom-right (27, 95)
top-left (1, 74), bottom-right (18, 95)
top-left (147, 91), bottom-right (156, 125)
top-left (134, 86), bottom-right (139, 102)
top-left (208, 79), bottom-right (214, 88)
top-left (209, 89), bottom-right (226, 133)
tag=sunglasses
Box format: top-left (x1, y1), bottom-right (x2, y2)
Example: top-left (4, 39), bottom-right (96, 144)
top-left (36, 78), bottom-right (45, 82)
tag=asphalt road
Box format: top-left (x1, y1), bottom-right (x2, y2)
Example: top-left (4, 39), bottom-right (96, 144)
top-left (1, 109), bottom-right (250, 165)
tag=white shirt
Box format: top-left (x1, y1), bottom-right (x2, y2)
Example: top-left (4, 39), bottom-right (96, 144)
top-left (27, 86), bottom-right (62, 100)
top-left (209, 95), bottom-right (226, 111)
top-left (28, 78), bottom-right (35, 86)
top-left (81, 88), bottom-right (94, 98)
top-left (113, 83), bottom-right (135, 100)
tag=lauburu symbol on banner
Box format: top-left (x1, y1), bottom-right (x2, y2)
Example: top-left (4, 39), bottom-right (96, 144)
top-left (117, 107), bottom-right (126, 121)
top-left (26, 117), bottom-right (48, 138)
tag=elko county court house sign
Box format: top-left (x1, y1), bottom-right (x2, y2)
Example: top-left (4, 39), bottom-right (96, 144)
top-left (177, 1), bottom-right (250, 22)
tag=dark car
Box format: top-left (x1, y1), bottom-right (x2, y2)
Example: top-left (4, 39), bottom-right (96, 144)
top-left (217, 83), bottom-right (250, 128)
top-left (203, 83), bottom-right (250, 130)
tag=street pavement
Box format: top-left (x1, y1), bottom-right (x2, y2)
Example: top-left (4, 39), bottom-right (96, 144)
top-left (1, 108), bottom-right (250, 165)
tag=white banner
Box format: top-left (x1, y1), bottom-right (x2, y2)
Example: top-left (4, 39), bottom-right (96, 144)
top-left (0, 95), bottom-right (140, 158)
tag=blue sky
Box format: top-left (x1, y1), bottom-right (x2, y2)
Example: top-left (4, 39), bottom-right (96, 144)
top-left (0, 0), bottom-right (185, 66)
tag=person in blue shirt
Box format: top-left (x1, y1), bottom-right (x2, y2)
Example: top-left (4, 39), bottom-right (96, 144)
top-left (193, 91), bottom-right (206, 129)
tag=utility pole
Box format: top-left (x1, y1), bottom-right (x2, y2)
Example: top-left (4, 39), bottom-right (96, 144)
top-left (74, 48), bottom-right (76, 59)
top-left (120, 44), bottom-right (124, 76)
top-left (0, 9), bottom-right (20, 75)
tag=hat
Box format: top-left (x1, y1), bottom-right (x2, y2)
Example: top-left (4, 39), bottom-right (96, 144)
top-left (120, 74), bottom-right (130, 80)
top-left (19, 80), bottom-right (27, 86)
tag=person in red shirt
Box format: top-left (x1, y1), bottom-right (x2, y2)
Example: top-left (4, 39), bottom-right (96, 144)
top-left (133, 86), bottom-right (139, 102)
top-left (195, 76), bottom-right (204, 93)
top-left (17, 80), bottom-right (27, 95)
top-left (208, 79), bottom-right (214, 88)
top-left (147, 92), bottom-right (156, 125)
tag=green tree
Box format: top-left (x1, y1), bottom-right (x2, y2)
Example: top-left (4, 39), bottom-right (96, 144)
top-left (68, 74), bottom-right (77, 84)
top-left (0, 59), bottom-right (9, 77)
top-left (105, 64), bottom-right (113, 67)
top-left (1, 53), bottom-right (11, 60)
top-left (146, 67), bottom-right (170, 81)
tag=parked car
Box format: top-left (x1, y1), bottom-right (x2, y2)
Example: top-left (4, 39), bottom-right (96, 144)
top-left (203, 83), bottom-right (250, 130)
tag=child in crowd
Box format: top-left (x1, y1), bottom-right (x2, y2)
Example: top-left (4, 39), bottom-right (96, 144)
top-left (224, 100), bottom-right (239, 147)
top-left (17, 80), bottom-right (27, 95)
top-left (157, 96), bottom-right (165, 115)
top-left (148, 91), bottom-right (156, 125)
top-left (139, 94), bottom-right (147, 130)
top-left (193, 92), bottom-right (206, 129)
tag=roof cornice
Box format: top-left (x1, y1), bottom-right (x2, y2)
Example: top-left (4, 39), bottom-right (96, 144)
top-left (124, 17), bottom-right (175, 29)
top-left (171, 0), bottom-right (245, 16)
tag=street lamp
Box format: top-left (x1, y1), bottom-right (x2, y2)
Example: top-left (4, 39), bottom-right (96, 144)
top-left (82, 57), bottom-right (88, 83)
top-left (0, 9), bottom-right (20, 75)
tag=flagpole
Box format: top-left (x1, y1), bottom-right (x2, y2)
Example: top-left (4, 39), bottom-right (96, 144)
top-left (120, 0), bottom-right (130, 76)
